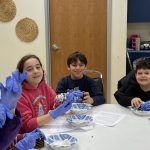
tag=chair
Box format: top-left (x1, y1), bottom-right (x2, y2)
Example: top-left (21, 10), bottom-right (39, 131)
top-left (83, 69), bottom-right (104, 97)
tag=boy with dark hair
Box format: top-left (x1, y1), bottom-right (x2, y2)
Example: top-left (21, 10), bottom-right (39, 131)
top-left (114, 59), bottom-right (150, 108)
top-left (56, 51), bottom-right (105, 106)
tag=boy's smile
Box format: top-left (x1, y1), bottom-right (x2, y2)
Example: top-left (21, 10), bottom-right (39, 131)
top-left (136, 69), bottom-right (150, 91)
top-left (68, 60), bottom-right (86, 80)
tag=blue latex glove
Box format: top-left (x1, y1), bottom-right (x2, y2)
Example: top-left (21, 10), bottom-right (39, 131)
top-left (140, 100), bottom-right (150, 111)
top-left (24, 128), bottom-right (46, 140)
top-left (0, 69), bottom-right (27, 110)
top-left (0, 103), bottom-right (14, 128)
top-left (71, 89), bottom-right (83, 97)
top-left (49, 93), bottom-right (74, 119)
top-left (56, 90), bottom-right (83, 103)
top-left (15, 132), bottom-right (40, 150)
top-left (70, 89), bottom-right (83, 102)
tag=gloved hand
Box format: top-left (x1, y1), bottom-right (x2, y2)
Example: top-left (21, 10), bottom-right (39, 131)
top-left (24, 128), bottom-right (46, 140)
top-left (15, 132), bottom-right (40, 150)
top-left (0, 69), bottom-right (27, 110)
top-left (49, 93), bottom-right (74, 119)
top-left (56, 90), bottom-right (83, 103)
top-left (5, 69), bottom-right (27, 93)
top-left (0, 103), bottom-right (14, 128)
top-left (140, 100), bottom-right (150, 111)
top-left (70, 89), bottom-right (83, 102)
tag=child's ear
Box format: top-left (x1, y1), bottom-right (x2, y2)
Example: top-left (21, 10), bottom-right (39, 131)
top-left (67, 67), bottom-right (71, 71)
top-left (84, 66), bottom-right (87, 70)
top-left (135, 73), bottom-right (138, 79)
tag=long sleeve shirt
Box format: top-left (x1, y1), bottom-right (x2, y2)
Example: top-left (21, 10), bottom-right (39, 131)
top-left (17, 81), bottom-right (60, 133)
top-left (114, 71), bottom-right (150, 107)
top-left (56, 75), bottom-right (105, 106)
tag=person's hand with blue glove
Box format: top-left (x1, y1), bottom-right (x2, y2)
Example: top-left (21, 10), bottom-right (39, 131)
top-left (0, 103), bottom-right (14, 128)
top-left (49, 93), bottom-right (74, 119)
top-left (23, 128), bottom-right (46, 140)
top-left (70, 89), bottom-right (83, 102)
top-left (15, 131), bottom-right (41, 150)
top-left (56, 90), bottom-right (83, 103)
top-left (140, 100), bottom-right (150, 111)
top-left (71, 89), bottom-right (83, 97)
top-left (0, 69), bottom-right (27, 110)
top-left (56, 89), bottom-right (83, 103)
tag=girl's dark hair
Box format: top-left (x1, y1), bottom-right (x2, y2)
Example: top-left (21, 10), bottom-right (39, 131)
top-left (135, 58), bottom-right (150, 72)
top-left (17, 54), bottom-right (45, 80)
top-left (67, 51), bottom-right (87, 66)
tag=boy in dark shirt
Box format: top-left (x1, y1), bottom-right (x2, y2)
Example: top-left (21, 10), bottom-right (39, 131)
top-left (56, 51), bottom-right (105, 106)
top-left (114, 59), bottom-right (150, 108)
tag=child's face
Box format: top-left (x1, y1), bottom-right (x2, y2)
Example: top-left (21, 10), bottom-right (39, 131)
top-left (68, 59), bottom-right (86, 80)
top-left (23, 58), bottom-right (44, 87)
top-left (135, 69), bottom-right (150, 88)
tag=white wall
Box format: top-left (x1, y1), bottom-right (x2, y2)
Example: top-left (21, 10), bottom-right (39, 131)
top-left (0, 0), bottom-right (48, 84)
top-left (107, 0), bottom-right (127, 103)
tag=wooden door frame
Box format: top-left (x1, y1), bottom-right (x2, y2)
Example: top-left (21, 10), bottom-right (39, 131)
top-left (45, 0), bottom-right (51, 85)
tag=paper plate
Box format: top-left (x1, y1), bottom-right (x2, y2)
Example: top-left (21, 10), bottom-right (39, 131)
top-left (45, 133), bottom-right (77, 150)
top-left (130, 107), bottom-right (150, 116)
top-left (66, 114), bottom-right (93, 127)
top-left (70, 103), bottom-right (92, 114)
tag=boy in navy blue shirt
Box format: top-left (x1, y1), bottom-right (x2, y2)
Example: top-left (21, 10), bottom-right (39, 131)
top-left (56, 51), bottom-right (105, 106)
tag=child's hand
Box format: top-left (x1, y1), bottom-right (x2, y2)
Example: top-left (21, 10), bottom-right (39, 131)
top-left (56, 90), bottom-right (83, 103)
top-left (83, 92), bottom-right (94, 105)
top-left (131, 97), bottom-right (143, 108)
top-left (49, 93), bottom-right (74, 119)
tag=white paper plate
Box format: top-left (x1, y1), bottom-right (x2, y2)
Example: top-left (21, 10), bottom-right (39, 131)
top-left (45, 133), bottom-right (77, 150)
top-left (130, 107), bottom-right (150, 116)
top-left (70, 103), bottom-right (92, 114)
top-left (66, 114), bottom-right (93, 127)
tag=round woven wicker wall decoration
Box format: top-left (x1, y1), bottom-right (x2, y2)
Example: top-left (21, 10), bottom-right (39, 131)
top-left (15, 17), bottom-right (38, 42)
top-left (0, 0), bottom-right (16, 22)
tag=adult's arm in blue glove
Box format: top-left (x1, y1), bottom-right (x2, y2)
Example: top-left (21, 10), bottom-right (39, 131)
top-left (23, 128), bottom-right (46, 140)
top-left (140, 100), bottom-right (150, 111)
top-left (0, 103), bottom-right (14, 128)
top-left (15, 132), bottom-right (40, 150)
top-left (0, 69), bottom-right (27, 110)
top-left (49, 93), bottom-right (74, 119)
top-left (5, 69), bottom-right (27, 93)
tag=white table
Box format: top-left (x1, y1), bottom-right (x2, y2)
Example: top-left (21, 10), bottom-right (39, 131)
top-left (39, 104), bottom-right (150, 150)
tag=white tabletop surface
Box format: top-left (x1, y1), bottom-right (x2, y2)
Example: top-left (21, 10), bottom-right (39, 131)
top-left (38, 104), bottom-right (150, 150)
